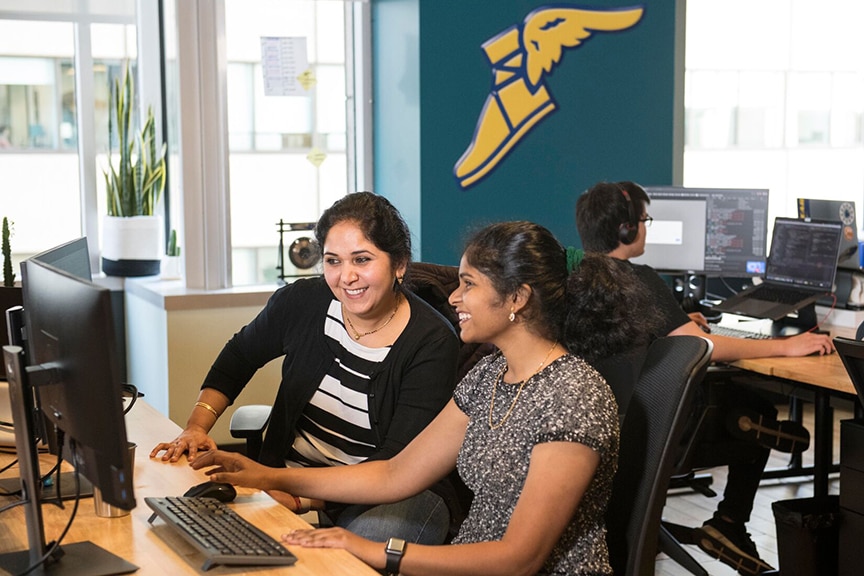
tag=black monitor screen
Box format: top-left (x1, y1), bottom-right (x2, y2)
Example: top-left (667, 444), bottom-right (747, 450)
top-left (21, 258), bottom-right (134, 509)
top-left (632, 186), bottom-right (770, 277)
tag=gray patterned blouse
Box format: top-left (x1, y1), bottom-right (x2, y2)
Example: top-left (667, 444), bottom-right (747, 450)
top-left (452, 352), bottom-right (619, 575)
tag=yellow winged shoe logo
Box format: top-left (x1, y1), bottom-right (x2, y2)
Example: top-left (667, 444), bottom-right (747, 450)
top-left (454, 5), bottom-right (644, 189)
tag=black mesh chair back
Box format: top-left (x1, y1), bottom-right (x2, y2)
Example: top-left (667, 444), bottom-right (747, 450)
top-left (605, 335), bottom-right (713, 575)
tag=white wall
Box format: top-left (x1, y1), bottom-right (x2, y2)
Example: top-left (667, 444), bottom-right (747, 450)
top-left (125, 285), bottom-right (282, 446)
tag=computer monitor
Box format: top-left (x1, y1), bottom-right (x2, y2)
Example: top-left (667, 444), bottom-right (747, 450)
top-left (30, 236), bottom-right (93, 280)
top-left (0, 257), bottom-right (136, 575)
top-left (2, 237), bottom-right (91, 370)
top-left (0, 237), bottom-right (95, 495)
top-left (632, 186), bottom-right (770, 277)
top-left (797, 198), bottom-right (860, 270)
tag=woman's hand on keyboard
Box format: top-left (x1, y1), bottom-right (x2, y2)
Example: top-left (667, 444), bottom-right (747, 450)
top-left (283, 528), bottom-right (381, 570)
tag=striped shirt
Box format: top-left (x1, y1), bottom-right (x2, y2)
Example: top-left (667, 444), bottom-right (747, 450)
top-left (286, 300), bottom-right (391, 467)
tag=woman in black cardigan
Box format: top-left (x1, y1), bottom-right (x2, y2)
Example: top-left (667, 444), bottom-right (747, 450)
top-left (151, 192), bottom-right (460, 545)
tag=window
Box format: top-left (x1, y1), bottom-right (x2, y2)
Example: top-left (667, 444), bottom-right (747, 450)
top-left (224, 0), bottom-right (351, 286)
top-left (3, 0), bottom-right (368, 290)
top-left (684, 0), bottom-right (864, 231)
top-left (0, 6), bottom-right (137, 275)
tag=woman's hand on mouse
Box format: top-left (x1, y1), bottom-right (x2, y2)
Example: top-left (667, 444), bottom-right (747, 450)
top-left (150, 425), bottom-right (217, 463)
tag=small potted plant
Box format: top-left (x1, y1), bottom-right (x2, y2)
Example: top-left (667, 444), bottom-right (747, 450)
top-left (161, 228), bottom-right (182, 280)
top-left (2, 217), bottom-right (16, 289)
top-left (101, 62), bottom-right (167, 277)
top-left (1, 217), bottom-right (24, 377)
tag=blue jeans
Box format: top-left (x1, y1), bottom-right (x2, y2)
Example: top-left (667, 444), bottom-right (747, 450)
top-left (323, 489), bottom-right (450, 545)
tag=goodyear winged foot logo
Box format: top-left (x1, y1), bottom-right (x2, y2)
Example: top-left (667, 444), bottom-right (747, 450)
top-left (454, 5), bottom-right (645, 189)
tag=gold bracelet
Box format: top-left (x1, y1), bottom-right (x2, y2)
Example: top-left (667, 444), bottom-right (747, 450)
top-left (194, 401), bottom-right (219, 419)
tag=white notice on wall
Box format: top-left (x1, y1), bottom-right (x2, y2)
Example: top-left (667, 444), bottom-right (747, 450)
top-left (260, 36), bottom-right (309, 97)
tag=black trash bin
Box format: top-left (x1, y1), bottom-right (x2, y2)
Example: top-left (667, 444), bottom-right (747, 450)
top-left (772, 495), bottom-right (841, 576)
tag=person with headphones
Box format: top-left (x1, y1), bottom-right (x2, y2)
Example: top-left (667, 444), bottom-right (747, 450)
top-left (576, 181), bottom-right (834, 576)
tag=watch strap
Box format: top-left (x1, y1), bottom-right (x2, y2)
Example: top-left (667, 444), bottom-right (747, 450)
top-left (384, 537), bottom-right (406, 575)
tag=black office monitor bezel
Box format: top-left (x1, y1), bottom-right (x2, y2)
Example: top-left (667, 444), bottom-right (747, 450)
top-left (20, 258), bottom-right (134, 510)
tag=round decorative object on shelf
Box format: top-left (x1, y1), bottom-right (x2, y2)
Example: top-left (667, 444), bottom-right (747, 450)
top-left (288, 237), bottom-right (320, 270)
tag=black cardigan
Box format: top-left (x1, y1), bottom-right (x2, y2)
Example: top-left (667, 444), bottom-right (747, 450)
top-left (201, 276), bottom-right (460, 467)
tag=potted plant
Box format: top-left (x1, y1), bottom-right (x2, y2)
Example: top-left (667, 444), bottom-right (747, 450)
top-left (2, 217), bottom-right (16, 289)
top-left (161, 228), bottom-right (182, 280)
top-left (1, 217), bottom-right (24, 377)
top-left (101, 62), bottom-right (167, 277)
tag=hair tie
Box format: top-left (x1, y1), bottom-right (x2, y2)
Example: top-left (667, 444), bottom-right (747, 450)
top-left (566, 246), bottom-right (584, 274)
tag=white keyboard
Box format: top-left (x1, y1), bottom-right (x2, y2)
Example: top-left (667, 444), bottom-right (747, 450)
top-left (708, 325), bottom-right (771, 340)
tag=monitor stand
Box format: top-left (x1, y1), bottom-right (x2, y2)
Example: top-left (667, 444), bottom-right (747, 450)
top-left (772, 302), bottom-right (819, 336)
top-left (0, 541), bottom-right (137, 576)
top-left (0, 472), bottom-right (94, 501)
top-left (0, 346), bottom-right (137, 576)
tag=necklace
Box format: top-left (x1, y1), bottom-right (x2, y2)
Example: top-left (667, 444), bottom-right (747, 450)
top-left (343, 295), bottom-right (401, 340)
top-left (488, 340), bottom-right (559, 430)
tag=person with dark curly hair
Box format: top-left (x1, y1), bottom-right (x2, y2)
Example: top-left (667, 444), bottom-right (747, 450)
top-left (577, 180), bottom-right (833, 575)
top-left (190, 220), bottom-right (654, 575)
top-left (151, 191), bottom-right (460, 546)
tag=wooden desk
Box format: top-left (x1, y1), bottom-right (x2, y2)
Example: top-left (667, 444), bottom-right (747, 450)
top-left (730, 353), bottom-right (855, 396)
top-left (729, 353), bottom-right (857, 498)
top-left (0, 400), bottom-right (378, 576)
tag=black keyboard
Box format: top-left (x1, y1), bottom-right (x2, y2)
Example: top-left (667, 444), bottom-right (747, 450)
top-left (145, 496), bottom-right (298, 571)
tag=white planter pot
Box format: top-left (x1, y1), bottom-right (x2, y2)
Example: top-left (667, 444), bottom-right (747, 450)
top-left (102, 215), bottom-right (163, 277)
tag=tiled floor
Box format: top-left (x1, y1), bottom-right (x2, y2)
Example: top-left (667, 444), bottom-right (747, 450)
top-left (655, 399), bottom-right (851, 575)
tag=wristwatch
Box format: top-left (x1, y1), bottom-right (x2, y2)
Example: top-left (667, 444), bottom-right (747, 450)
top-left (384, 537), bottom-right (406, 575)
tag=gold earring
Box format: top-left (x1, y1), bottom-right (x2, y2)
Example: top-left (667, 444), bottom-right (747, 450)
top-left (397, 276), bottom-right (403, 285)
top-left (509, 309), bottom-right (516, 322)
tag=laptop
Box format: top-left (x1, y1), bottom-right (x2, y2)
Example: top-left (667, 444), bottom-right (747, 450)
top-left (711, 217), bottom-right (843, 321)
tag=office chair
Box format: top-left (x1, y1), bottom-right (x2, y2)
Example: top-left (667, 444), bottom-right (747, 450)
top-left (835, 334), bottom-right (864, 418)
top-left (603, 335), bottom-right (713, 576)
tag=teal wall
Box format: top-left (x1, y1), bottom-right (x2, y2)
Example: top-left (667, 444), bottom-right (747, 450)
top-left (374, 0), bottom-right (678, 265)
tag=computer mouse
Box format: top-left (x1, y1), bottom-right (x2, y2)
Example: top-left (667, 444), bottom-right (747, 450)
top-left (183, 480), bottom-right (237, 502)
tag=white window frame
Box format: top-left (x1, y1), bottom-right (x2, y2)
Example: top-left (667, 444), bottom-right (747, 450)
top-left (173, 0), bottom-right (371, 290)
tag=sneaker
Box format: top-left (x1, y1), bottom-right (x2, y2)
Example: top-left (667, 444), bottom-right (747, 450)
top-left (727, 408), bottom-right (810, 453)
top-left (694, 517), bottom-right (775, 575)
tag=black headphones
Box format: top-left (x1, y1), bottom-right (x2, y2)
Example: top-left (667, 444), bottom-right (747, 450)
top-left (618, 186), bottom-right (638, 245)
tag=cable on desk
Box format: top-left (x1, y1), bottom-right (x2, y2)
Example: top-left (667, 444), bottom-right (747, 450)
top-left (0, 497), bottom-right (26, 514)
top-left (0, 456), bottom-right (17, 475)
top-left (121, 383), bottom-right (140, 415)
top-left (0, 455), bottom-right (63, 501)
top-left (806, 292), bottom-right (836, 334)
top-left (16, 434), bottom-right (82, 576)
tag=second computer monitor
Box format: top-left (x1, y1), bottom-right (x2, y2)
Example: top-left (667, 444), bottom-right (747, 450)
top-left (632, 186), bottom-right (770, 277)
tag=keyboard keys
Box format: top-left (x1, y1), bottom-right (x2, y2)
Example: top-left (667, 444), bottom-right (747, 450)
top-left (145, 496), bottom-right (298, 571)
top-left (709, 325), bottom-right (771, 340)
